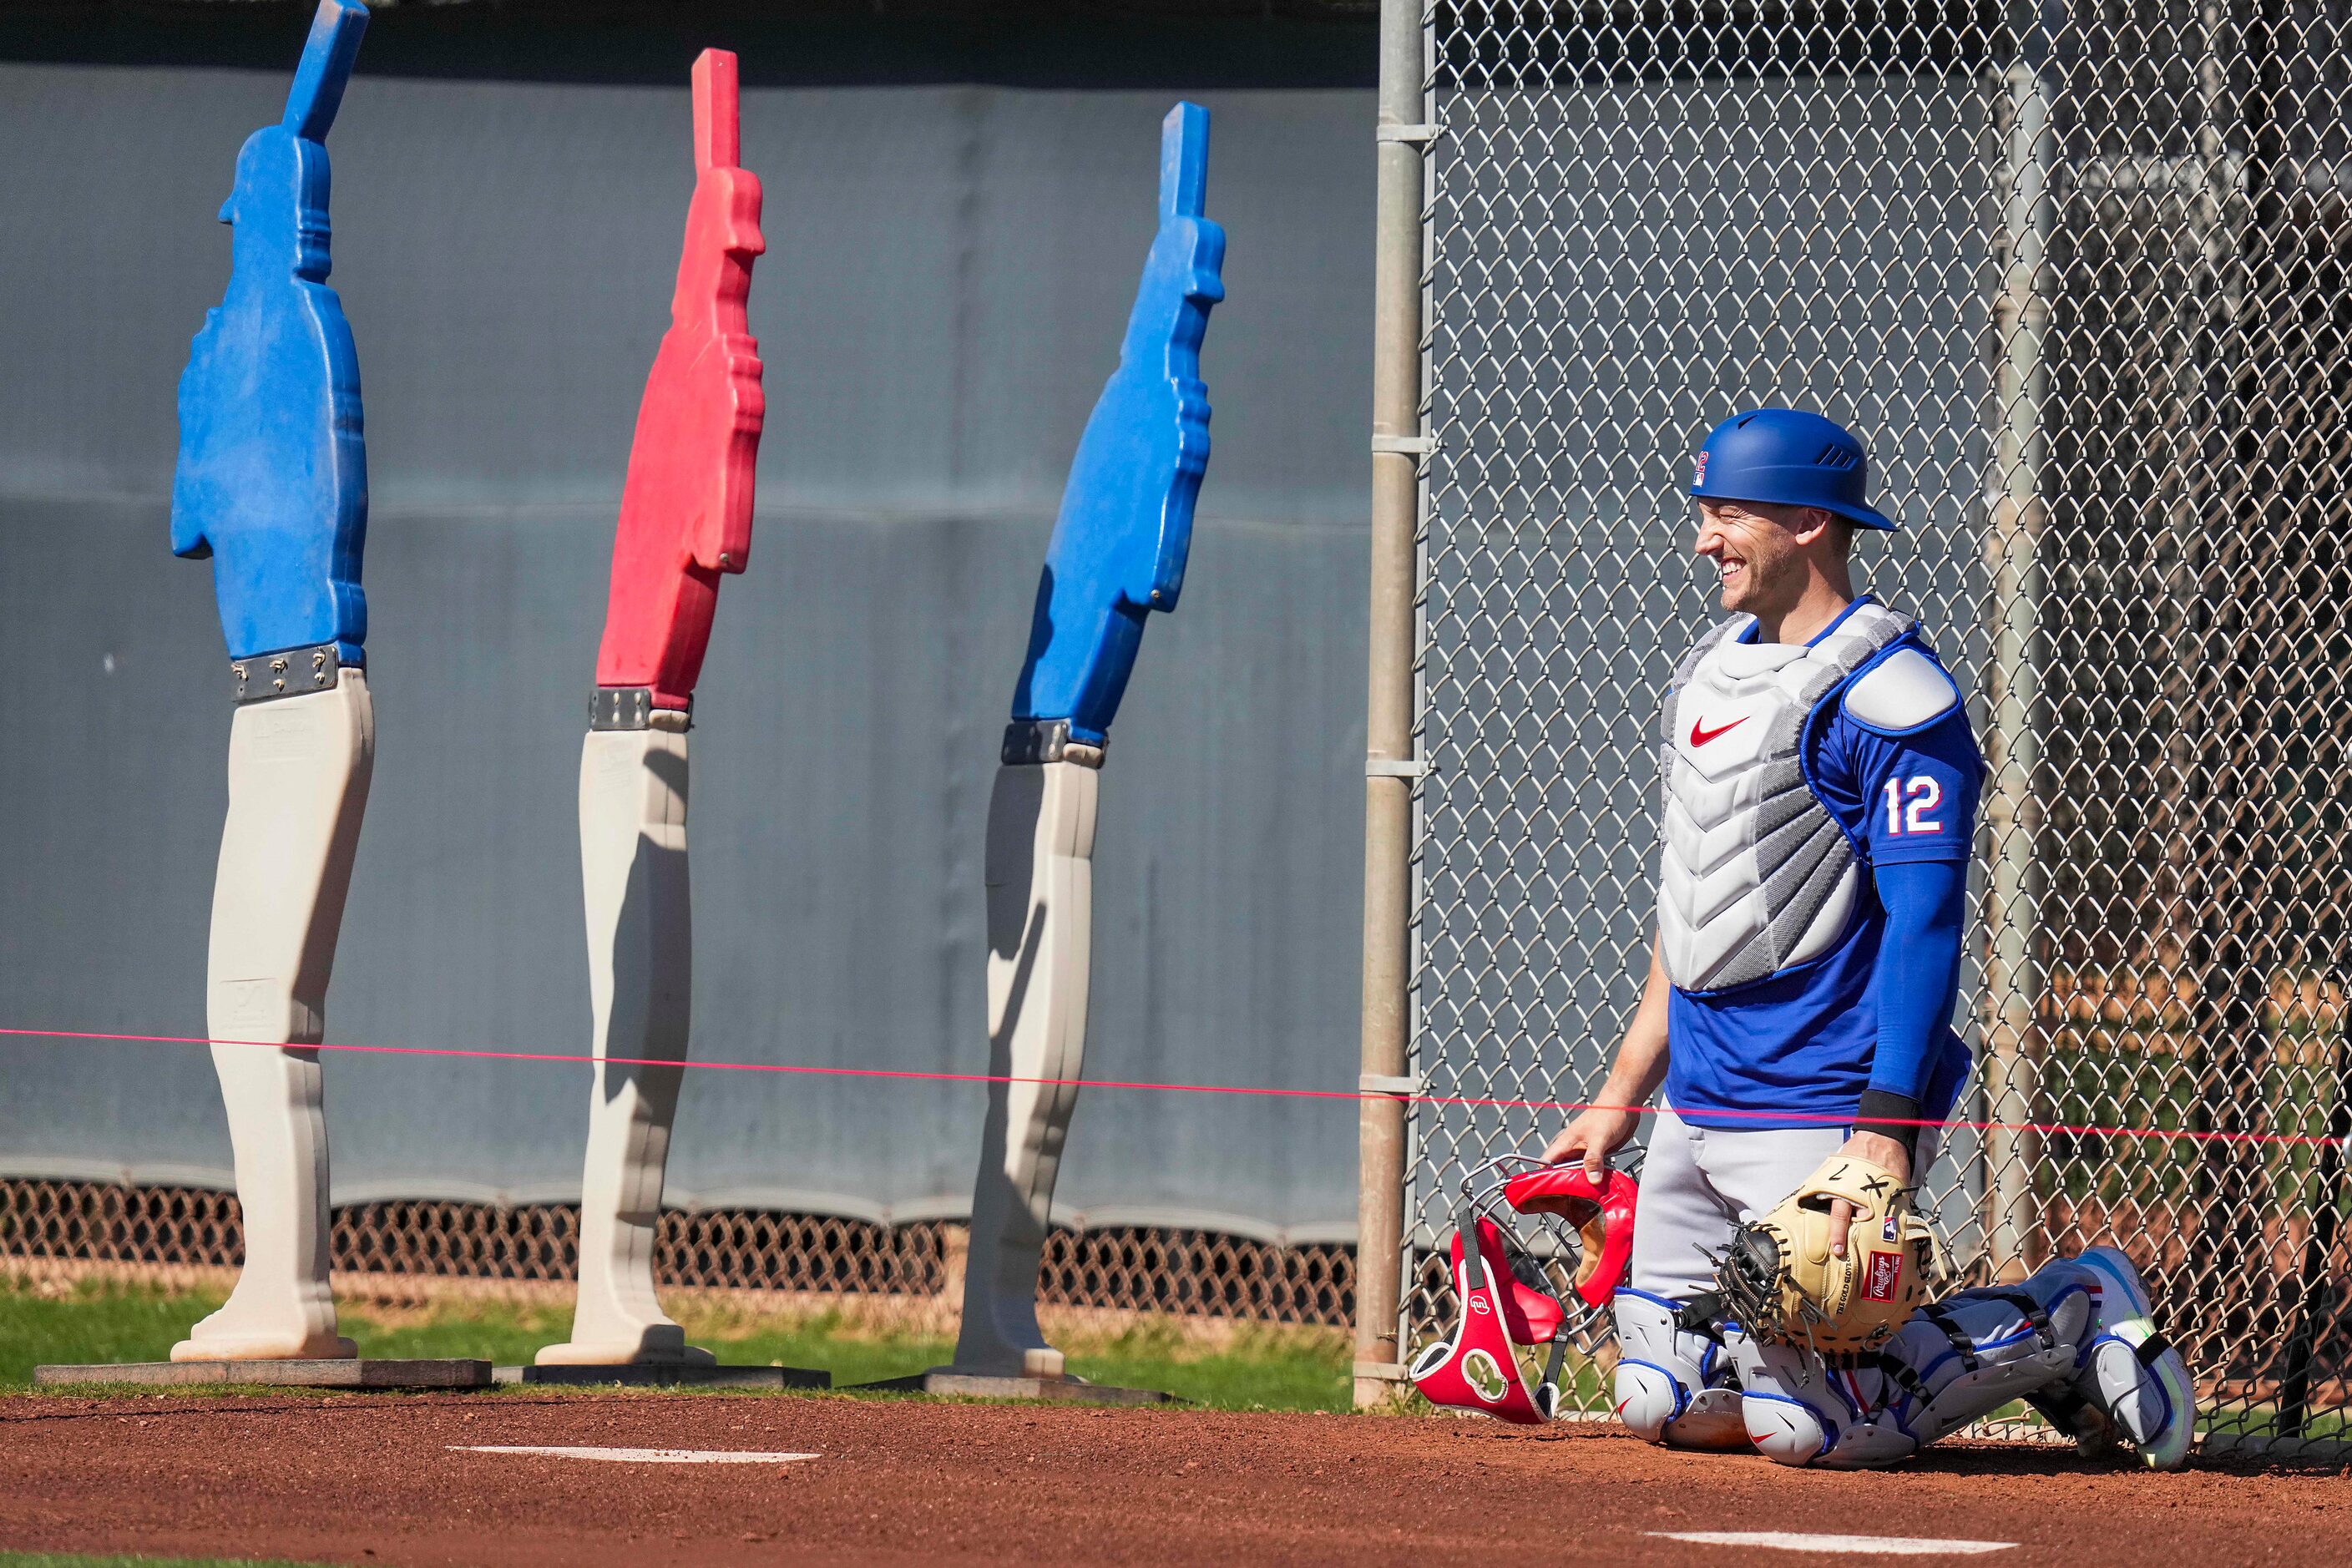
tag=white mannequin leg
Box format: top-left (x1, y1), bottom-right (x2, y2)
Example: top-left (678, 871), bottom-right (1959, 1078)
top-left (175, 670), bottom-right (373, 1362)
top-left (951, 758), bottom-right (1098, 1378)
top-left (538, 714), bottom-right (708, 1366)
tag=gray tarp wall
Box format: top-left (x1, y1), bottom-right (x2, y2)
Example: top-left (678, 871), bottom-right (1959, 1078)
top-left (0, 28), bottom-right (1378, 1239)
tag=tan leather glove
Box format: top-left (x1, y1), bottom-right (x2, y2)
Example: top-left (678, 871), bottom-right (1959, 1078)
top-left (1713, 1153), bottom-right (1937, 1353)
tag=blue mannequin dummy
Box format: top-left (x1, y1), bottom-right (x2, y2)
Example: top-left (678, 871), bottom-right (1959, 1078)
top-left (1008, 102), bottom-right (1225, 748)
top-left (170, 0), bottom-right (371, 670)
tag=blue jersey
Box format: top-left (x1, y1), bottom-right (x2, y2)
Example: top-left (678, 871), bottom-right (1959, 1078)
top-left (1663, 609), bottom-right (1981, 1131)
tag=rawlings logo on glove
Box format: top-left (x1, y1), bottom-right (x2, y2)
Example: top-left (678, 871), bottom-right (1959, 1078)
top-left (1711, 1153), bottom-right (1937, 1353)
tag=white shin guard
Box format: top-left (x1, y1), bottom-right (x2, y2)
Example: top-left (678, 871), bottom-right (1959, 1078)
top-left (1735, 1259), bottom-right (2097, 1468)
top-left (1612, 1290), bottom-right (1748, 1449)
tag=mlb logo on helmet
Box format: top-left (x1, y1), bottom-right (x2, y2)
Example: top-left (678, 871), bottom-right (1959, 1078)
top-left (1692, 451), bottom-right (1708, 486)
top-left (1863, 1249), bottom-right (1904, 1302)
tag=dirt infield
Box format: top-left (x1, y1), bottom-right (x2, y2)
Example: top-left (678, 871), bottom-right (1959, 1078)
top-left (0, 1391), bottom-right (2342, 1567)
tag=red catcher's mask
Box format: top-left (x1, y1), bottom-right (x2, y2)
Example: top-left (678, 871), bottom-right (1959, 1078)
top-left (1409, 1158), bottom-right (1639, 1424)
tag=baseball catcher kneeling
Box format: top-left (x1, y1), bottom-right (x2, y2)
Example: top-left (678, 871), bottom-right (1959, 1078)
top-left (1543, 409), bottom-right (2195, 1469)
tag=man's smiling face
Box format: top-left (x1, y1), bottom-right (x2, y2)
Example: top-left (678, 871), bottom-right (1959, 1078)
top-left (1695, 498), bottom-right (1831, 615)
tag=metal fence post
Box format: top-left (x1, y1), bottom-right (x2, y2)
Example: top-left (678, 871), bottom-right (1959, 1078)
top-left (1980, 53), bottom-right (2056, 1283)
top-left (1353, 0), bottom-right (1429, 1408)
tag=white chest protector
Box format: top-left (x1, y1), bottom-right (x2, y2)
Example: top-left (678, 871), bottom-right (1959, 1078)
top-left (1657, 601), bottom-right (1914, 994)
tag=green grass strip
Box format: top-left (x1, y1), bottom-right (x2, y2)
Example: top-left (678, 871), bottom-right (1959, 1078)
top-left (0, 1280), bottom-right (1352, 1413)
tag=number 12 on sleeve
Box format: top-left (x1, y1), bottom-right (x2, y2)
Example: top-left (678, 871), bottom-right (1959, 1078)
top-left (1882, 775), bottom-right (1944, 836)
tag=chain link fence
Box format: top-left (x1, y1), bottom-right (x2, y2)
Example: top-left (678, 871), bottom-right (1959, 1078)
top-left (1400, 0), bottom-right (2351, 1450)
top-left (0, 1179), bottom-right (1353, 1337)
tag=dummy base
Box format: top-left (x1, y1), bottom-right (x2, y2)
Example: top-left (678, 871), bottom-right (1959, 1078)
top-left (508, 1363), bottom-right (830, 1389)
top-left (859, 1369), bottom-right (1174, 1406)
top-left (35, 1358), bottom-right (491, 1390)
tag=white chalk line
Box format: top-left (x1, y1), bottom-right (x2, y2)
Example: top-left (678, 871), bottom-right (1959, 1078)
top-left (453, 1444), bottom-right (818, 1464)
top-left (1651, 1531), bottom-right (2016, 1556)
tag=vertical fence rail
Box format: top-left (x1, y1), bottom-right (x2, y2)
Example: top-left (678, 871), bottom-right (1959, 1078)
top-left (1982, 46), bottom-right (2056, 1285)
top-left (1354, 0), bottom-right (1437, 1408)
top-left (1393, 0), bottom-right (2352, 1453)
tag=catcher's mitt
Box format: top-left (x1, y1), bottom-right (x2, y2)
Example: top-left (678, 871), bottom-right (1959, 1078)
top-left (1712, 1153), bottom-right (1937, 1353)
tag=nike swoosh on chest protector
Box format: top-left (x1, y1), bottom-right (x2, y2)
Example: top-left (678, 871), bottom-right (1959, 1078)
top-left (1689, 715), bottom-right (1748, 746)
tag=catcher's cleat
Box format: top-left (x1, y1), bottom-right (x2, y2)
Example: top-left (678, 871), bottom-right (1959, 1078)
top-left (2071, 1247), bottom-right (2195, 1469)
top-left (2023, 1377), bottom-right (2120, 1459)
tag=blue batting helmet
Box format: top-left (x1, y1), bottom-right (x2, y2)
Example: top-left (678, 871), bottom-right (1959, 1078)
top-left (1688, 408), bottom-right (1897, 531)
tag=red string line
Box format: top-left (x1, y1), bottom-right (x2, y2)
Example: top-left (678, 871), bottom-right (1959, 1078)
top-left (4, 1023), bottom-right (2342, 1153)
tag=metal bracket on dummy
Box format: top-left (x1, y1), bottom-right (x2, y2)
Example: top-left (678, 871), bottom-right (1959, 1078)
top-left (1002, 718), bottom-right (1106, 770)
top-left (1371, 433), bottom-right (1438, 458)
top-left (589, 687), bottom-right (690, 733)
top-left (1375, 124), bottom-right (1444, 146)
top-left (230, 644), bottom-right (341, 705)
top-left (1364, 755), bottom-right (1431, 779)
